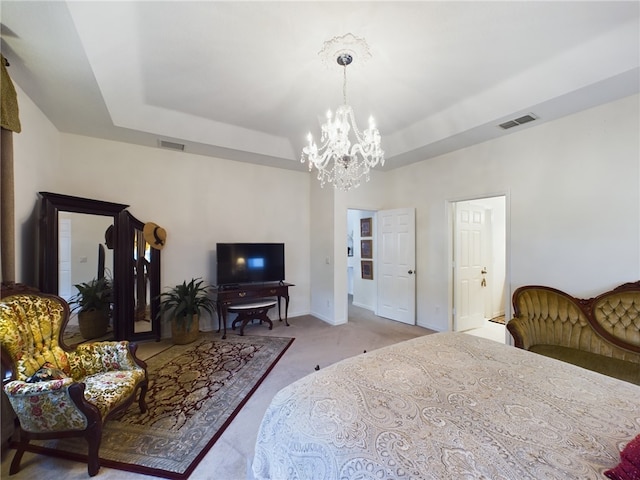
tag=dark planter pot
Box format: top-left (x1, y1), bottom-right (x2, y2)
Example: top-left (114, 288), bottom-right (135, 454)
top-left (78, 309), bottom-right (110, 339)
top-left (171, 314), bottom-right (199, 345)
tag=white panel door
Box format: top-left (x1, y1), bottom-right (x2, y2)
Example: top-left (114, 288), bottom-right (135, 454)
top-left (454, 202), bottom-right (486, 331)
top-left (58, 218), bottom-right (72, 301)
top-left (376, 208), bottom-right (416, 324)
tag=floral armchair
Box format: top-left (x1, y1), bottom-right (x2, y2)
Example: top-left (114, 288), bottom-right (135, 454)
top-left (0, 286), bottom-right (148, 477)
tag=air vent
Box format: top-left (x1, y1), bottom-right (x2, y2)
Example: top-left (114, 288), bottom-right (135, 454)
top-left (498, 113), bottom-right (538, 130)
top-left (159, 140), bottom-right (185, 151)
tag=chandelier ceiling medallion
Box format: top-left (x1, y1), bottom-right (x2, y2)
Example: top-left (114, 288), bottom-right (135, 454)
top-left (301, 34), bottom-right (384, 191)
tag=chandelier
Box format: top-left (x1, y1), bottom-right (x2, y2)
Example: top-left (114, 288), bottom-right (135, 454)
top-left (301, 36), bottom-right (384, 191)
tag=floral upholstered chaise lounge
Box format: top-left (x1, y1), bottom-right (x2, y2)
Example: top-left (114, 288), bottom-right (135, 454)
top-left (0, 286), bottom-right (148, 476)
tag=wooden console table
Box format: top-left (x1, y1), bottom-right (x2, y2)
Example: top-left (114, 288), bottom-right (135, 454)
top-left (212, 282), bottom-right (294, 339)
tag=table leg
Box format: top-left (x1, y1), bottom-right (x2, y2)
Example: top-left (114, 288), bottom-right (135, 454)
top-left (284, 294), bottom-right (290, 326)
top-left (276, 296), bottom-right (283, 321)
top-left (220, 304), bottom-right (228, 339)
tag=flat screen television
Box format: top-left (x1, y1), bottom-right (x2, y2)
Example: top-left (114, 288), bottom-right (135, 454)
top-left (216, 243), bottom-right (285, 286)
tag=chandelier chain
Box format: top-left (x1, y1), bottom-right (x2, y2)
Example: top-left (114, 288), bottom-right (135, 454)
top-left (343, 64), bottom-right (347, 106)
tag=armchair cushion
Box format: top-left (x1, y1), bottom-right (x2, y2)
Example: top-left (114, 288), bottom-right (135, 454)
top-left (529, 345), bottom-right (640, 385)
top-left (0, 293), bottom-right (70, 379)
top-left (68, 341), bottom-right (144, 379)
top-left (65, 341), bottom-right (147, 419)
top-left (4, 378), bottom-right (89, 432)
top-left (25, 362), bottom-right (68, 383)
top-left (82, 369), bottom-right (147, 418)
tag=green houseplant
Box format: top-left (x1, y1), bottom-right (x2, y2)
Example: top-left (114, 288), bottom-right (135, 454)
top-left (69, 276), bottom-right (113, 339)
top-left (157, 278), bottom-right (215, 344)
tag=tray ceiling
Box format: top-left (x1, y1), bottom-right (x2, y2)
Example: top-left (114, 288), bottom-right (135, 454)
top-left (1, 1), bottom-right (638, 171)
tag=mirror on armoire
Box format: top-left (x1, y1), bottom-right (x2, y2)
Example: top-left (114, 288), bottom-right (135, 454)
top-left (38, 192), bottom-right (161, 343)
top-left (118, 211), bottom-right (161, 342)
top-left (38, 192), bottom-right (128, 343)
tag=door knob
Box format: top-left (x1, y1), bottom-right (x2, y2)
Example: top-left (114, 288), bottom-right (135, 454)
top-left (408, 270), bottom-right (414, 275)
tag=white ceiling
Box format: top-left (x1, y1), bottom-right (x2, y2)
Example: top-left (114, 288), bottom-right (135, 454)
top-left (2, 1), bottom-right (639, 172)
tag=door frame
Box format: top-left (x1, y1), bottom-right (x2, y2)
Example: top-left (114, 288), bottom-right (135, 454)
top-left (447, 192), bottom-right (512, 342)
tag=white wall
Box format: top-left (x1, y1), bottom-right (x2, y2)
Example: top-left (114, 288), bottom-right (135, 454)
top-left (55, 135), bottom-right (312, 332)
top-left (484, 197), bottom-right (506, 319)
top-left (383, 94), bottom-right (639, 331)
top-left (12, 84), bottom-right (61, 284)
top-left (309, 179), bottom-right (344, 324)
top-left (12, 84), bottom-right (312, 336)
top-left (11, 80), bottom-right (639, 336)
top-left (347, 209), bottom-right (357, 294)
top-left (311, 171), bottom-right (389, 323)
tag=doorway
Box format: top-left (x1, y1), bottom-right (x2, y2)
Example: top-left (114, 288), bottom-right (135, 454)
top-left (451, 195), bottom-right (508, 341)
top-left (347, 209), bottom-right (377, 312)
top-left (346, 208), bottom-right (417, 325)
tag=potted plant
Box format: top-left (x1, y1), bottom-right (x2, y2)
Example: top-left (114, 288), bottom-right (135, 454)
top-left (69, 276), bottom-right (113, 339)
top-left (157, 278), bottom-right (215, 344)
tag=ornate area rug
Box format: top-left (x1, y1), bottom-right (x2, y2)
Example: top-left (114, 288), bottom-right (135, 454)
top-left (25, 333), bottom-right (294, 479)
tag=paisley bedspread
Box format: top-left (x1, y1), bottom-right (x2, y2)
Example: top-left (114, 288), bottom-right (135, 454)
top-left (252, 332), bottom-right (640, 480)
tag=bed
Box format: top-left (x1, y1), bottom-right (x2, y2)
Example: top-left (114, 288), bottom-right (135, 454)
top-left (252, 332), bottom-right (640, 480)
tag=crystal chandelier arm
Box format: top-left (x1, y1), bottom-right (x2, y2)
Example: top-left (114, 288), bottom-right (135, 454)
top-left (300, 41), bottom-right (384, 191)
top-left (343, 105), bottom-right (365, 143)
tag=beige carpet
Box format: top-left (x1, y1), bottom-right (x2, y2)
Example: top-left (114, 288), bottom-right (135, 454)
top-left (1, 304), bottom-right (433, 480)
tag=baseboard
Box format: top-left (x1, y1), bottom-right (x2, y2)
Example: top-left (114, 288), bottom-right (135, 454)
top-left (351, 301), bottom-right (374, 310)
top-left (308, 310), bottom-right (346, 326)
top-left (418, 321), bottom-right (446, 332)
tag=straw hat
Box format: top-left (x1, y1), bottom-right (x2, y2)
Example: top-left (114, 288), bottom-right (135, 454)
top-left (143, 222), bottom-right (167, 250)
top-left (104, 225), bottom-right (115, 249)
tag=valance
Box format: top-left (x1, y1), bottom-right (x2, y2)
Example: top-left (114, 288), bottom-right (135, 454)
top-left (1, 55), bottom-right (21, 133)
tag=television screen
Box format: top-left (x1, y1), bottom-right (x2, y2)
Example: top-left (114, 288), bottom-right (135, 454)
top-left (216, 243), bottom-right (285, 286)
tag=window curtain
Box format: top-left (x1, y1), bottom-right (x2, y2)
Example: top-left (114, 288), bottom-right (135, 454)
top-left (1, 54), bottom-right (21, 284)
